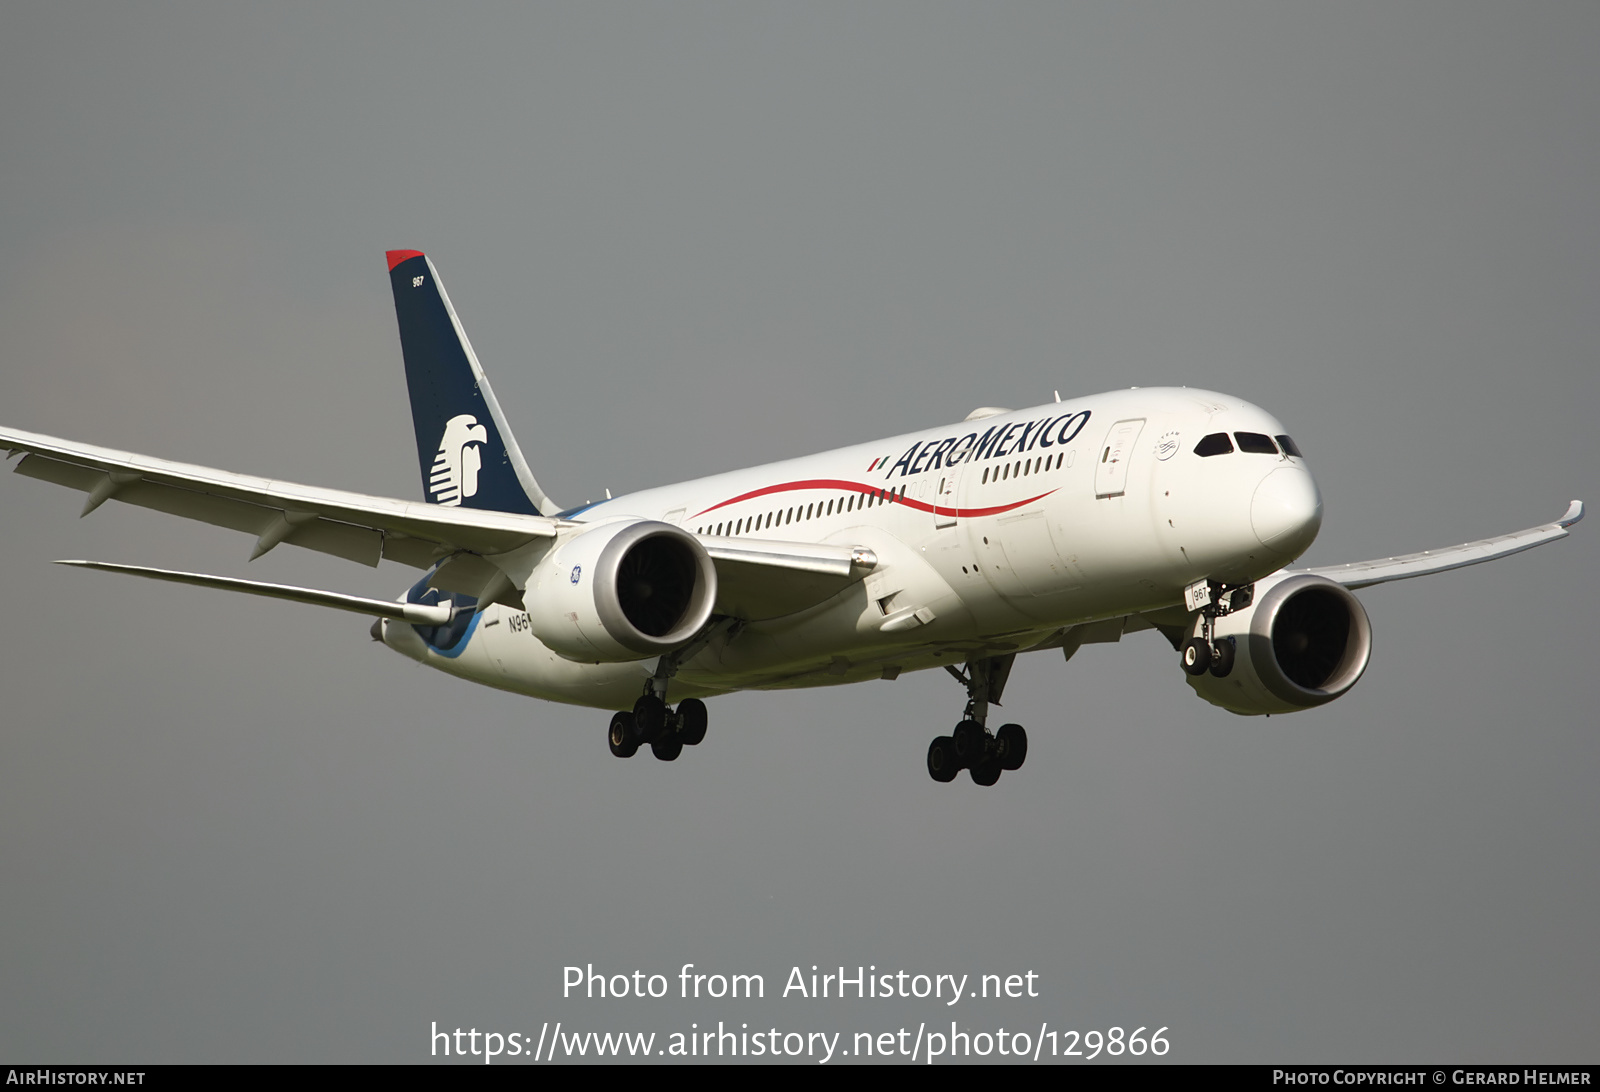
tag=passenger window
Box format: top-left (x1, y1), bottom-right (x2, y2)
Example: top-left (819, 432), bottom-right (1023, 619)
top-left (1275, 434), bottom-right (1303, 458)
top-left (1194, 433), bottom-right (1234, 457)
top-left (1235, 432), bottom-right (1278, 455)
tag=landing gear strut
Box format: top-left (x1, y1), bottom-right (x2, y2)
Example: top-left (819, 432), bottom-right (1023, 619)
top-left (1182, 579), bottom-right (1250, 679)
top-left (604, 620), bottom-right (731, 762)
top-left (927, 654), bottom-right (1027, 787)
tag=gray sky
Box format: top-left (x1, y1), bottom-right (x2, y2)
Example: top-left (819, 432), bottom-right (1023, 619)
top-left (1, 2), bottom-right (1595, 1064)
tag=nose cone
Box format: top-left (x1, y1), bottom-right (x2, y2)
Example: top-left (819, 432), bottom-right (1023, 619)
top-left (1252, 467), bottom-right (1322, 558)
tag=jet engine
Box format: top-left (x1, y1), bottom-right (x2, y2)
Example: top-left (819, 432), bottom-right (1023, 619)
top-left (1188, 573), bottom-right (1372, 715)
top-left (525, 520), bottom-right (717, 663)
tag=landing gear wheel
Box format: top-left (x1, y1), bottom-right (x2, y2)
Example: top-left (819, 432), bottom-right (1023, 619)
top-left (952, 719), bottom-right (987, 767)
top-left (927, 737), bottom-right (960, 783)
top-left (969, 758), bottom-right (1002, 786)
top-left (633, 694), bottom-right (667, 743)
top-left (996, 723), bottom-right (1028, 771)
top-left (1182, 637), bottom-right (1213, 676)
top-left (651, 736), bottom-right (684, 762)
top-left (677, 698), bottom-right (708, 746)
top-left (1209, 638), bottom-right (1236, 678)
top-left (608, 711), bottom-right (638, 758)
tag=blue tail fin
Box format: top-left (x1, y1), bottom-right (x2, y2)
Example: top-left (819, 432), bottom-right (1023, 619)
top-left (386, 250), bottom-right (558, 516)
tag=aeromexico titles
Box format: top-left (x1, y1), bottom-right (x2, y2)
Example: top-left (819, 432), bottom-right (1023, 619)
top-left (0, 250), bottom-right (1582, 788)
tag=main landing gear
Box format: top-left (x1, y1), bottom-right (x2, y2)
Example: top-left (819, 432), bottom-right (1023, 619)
top-left (606, 622), bottom-right (732, 762)
top-left (927, 654), bottom-right (1027, 787)
top-left (608, 694), bottom-right (708, 761)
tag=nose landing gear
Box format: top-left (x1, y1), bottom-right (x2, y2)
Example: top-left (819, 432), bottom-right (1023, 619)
top-left (1182, 579), bottom-right (1250, 678)
top-left (1182, 635), bottom-right (1236, 678)
top-left (927, 655), bottom-right (1027, 787)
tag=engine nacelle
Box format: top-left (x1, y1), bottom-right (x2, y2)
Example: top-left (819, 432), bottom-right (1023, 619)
top-left (1188, 572), bottom-right (1372, 715)
top-left (525, 520), bottom-right (717, 663)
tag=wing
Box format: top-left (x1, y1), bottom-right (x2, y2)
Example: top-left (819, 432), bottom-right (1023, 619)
top-left (5, 424), bottom-right (878, 623)
top-left (2, 425), bottom-right (560, 570)
top-left (1302, 500), bottom-right (1584, 590)
top-left (698, 536), bottom-right (878, 619)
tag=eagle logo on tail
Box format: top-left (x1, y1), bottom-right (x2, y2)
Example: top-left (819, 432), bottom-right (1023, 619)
top-left (428, 414), bottom-right (489, 506)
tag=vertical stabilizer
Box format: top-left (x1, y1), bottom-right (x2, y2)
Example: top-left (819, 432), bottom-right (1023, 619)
top-left (386, 250), bottom-right (559, 516)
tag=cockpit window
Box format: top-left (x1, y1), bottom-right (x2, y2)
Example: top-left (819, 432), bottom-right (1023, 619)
top-left (1194, 432), bottom-right (1234, 457)
top-left (1235, 432), bottom-right (1279, 455)
top-left (1275, 434), bottom-right (1303, 458)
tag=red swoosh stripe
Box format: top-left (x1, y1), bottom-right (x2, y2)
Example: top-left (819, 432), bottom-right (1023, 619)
top-left (690, 478), bottom-right (1055, 520)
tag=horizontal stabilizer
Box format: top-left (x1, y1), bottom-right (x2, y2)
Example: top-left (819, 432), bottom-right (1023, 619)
top-left (57, 560), bottom-right (459, 625)
top-left (1304, 500), bottom-right (1584, 589)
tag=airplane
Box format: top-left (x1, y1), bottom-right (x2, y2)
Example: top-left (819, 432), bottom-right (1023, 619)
top-left (0, 250), bottom-right (1584, 787)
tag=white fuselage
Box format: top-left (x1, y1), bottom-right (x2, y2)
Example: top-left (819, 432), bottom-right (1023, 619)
top-left (382, 387), bottom-right (1322, 710)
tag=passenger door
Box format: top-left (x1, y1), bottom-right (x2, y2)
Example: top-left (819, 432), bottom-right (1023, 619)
top-left (1094, 418), bottom-right (1145, 499)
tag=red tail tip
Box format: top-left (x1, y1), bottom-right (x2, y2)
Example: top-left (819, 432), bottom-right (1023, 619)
top-left (386, 249), bottom-right (425, 271)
